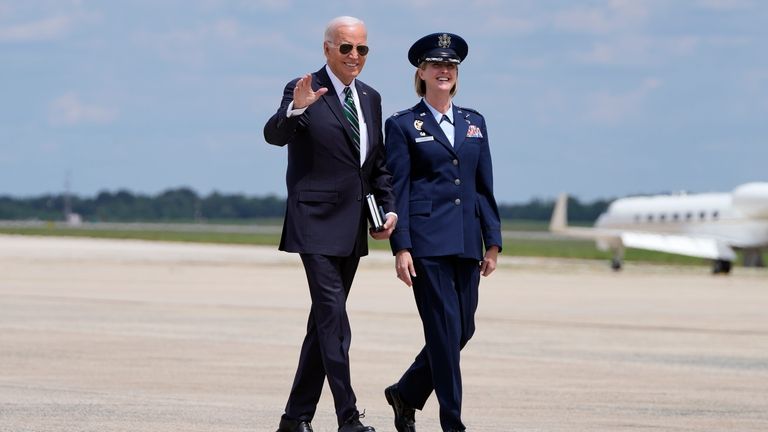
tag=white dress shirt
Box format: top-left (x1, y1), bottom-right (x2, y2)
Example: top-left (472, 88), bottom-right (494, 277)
top-left (423, 98), bottom-right (454, 147)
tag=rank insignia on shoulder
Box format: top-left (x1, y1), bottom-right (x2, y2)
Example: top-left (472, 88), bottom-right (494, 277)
top-left (466, 125), bottom-right (483, 138)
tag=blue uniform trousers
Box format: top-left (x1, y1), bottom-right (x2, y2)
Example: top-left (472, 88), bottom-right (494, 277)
top-left (397, 256), bottom-right (480, 431)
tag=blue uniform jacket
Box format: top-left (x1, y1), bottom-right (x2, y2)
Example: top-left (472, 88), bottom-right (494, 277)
top-left (385, 100), bottom-right (502, 260)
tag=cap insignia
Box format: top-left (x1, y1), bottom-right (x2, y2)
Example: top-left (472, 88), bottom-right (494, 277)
top-left (438, 33), bottom-right (451, 48)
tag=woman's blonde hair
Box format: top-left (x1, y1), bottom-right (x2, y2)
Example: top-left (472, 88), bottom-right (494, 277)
top-left (413, 62), bottom-right (458, 97)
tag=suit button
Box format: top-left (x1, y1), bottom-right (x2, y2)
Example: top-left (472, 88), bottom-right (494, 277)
top-left (454, 178), bottom-right (461, 186)
top-left (454, 198), bottom-right (461, 205)
top-left (452, 159), bottom-right (459, 166)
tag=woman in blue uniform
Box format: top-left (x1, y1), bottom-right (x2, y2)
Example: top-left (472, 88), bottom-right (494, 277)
top-left (383, 33), bottom-right (503, 432)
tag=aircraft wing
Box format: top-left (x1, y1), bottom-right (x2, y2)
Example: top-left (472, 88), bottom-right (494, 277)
top-left (620, 232), bottom-right (737, 261)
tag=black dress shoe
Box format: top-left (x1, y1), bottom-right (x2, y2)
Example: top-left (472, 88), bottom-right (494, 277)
top-left (338, 411), bottom-right (375, 432)
top-left (276, 416), bottom-right (313, 432)
top-left (385, 384), bottom-right (416, 432)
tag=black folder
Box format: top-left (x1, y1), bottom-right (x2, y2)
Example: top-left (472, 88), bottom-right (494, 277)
top-left (365, 193), bottom-right (386, 232)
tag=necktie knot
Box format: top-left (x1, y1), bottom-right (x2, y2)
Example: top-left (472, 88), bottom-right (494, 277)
top-left (440, 114), bottom-right (452, 125)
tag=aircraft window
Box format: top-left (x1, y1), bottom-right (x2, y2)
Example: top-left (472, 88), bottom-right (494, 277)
top-left (647, 214), bottom-right (654, 222)
top-left (634, 215), bottom-right (640, 223)
top-left (685, 212), bottom-right (692, 221)
top-left (712, 211), bottom-right (719, 220)
top-left (673, 213), bottom-right (679, 221)
top-left (699, 211), bottom-right (706, 220)
top-left (659, 214), bottom-right (666, 222)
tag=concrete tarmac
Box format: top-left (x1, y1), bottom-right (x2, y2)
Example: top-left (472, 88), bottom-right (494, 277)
top-left (1, 234), bottom-right (767, 431)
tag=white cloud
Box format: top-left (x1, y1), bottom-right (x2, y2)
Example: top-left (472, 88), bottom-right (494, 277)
top-left (573, 36), bottom-right (652, 65)
top-left (572, 34), bottom-right (702, 66)
top-left (0, 15), bottom-right (73, 42)
top-left (554, 0), bottom-right (651, 34)
top-left (485, 15), bottom-right (538, 35)
top-left (49, 92), bottom-right (118, 126)
top-left (135, 18), bottom-right (313, 65)
top-left (585, 78), bottom-right (661, 123)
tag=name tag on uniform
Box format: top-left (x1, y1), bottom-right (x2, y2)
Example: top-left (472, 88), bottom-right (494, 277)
top-left (415, 136), bottom-right (434, 143)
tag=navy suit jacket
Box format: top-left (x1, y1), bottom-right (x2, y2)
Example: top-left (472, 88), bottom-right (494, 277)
top-left (264, 67), bottom-right (395, 257)
top-left (385, 100), bottom-right (502, 260)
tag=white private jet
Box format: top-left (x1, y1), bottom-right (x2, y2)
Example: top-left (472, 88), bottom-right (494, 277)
top-left (549, 182), bottom-right (768, 274)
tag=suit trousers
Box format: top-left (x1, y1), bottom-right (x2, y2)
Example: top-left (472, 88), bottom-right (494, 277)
top-left (397, 256), bottom-right (480, 431)
top-left (283, 253), bottom-right (360, 425)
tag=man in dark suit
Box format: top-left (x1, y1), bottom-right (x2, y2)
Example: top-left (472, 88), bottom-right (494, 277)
top-left (263, 16), bottom-right (396, 432)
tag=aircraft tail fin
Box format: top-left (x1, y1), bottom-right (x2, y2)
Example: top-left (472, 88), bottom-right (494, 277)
top-left (549, 193), bottom-right (568, 232)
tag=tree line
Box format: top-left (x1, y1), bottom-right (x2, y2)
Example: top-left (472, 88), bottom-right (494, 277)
top-left (0, 187), bottom-right (610, 223)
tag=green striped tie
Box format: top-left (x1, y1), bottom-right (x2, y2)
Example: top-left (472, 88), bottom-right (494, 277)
top-left (343, 87), bottom-right (361, 152)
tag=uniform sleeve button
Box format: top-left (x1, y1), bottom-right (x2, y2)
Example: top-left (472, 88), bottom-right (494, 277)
top-left (454, 198), bottom-right (461, 205)
top-left (452, 159), bottom-right (459, 166)
top-left (454, 179), bottom-right (461, 186)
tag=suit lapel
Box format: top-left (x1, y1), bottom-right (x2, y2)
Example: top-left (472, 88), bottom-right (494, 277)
top-left (416, 100), bottom-right (456, 156)
top-left (453, 106), bottom-right (469, 152)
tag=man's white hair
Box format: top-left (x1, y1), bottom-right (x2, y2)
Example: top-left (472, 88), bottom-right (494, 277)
top-left (324, 16), bottom-right (365, 42)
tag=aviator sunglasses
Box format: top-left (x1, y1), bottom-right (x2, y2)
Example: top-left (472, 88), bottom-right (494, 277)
top-left (334, 43), bottom-right (369, 56)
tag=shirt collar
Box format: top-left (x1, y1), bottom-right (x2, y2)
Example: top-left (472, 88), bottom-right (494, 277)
top-left (422, 98), bottom-right (453, 124)
top-left (325, 64), bottom-right (356, 98)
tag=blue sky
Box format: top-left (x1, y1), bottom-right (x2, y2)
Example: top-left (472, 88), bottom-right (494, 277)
top-left (2, 0), bottom-right (767, 203)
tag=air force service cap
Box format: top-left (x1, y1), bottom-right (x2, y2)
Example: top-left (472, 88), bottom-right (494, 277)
top-left (408, 32), bottom-right (468, 67)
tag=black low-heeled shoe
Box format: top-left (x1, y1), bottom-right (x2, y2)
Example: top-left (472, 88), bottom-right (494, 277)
top-left (384, 384), bottom-right (416, 432)
top-left (338, 410), bottom-right (375, 432)
top-left (276, 417), bottom-right (313, 432)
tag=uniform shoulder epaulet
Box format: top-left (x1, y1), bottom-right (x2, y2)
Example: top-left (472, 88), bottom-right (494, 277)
top-left (390, 108), bottom-right (412, 118)
top-left (456, 105), bottom-right (481, 116)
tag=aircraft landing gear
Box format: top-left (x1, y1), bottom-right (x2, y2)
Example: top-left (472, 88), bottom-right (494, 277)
top-left (610, 257), bottom-right (623, 271)
top-left (609, 246), bottom-right (624, 271)
top-left (712, 259), bottom-right (732, 274)
top-left (743, 249), bottom-right (765, 268)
